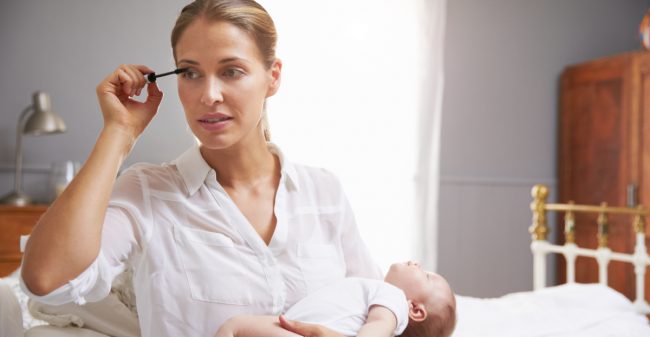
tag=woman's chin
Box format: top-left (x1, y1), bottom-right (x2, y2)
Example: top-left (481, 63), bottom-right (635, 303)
top-left (193, 132), bottom-right (233, 149)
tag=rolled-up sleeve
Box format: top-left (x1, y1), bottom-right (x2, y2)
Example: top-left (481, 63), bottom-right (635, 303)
top-left (19, 250), bottom-right (122, 306)
top-left (20, 169), bottom-right (145, 306)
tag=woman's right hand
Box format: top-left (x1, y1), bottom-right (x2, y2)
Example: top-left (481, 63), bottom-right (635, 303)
top-left (278, 315), bottom-right (346, 337)
top-left (96, 64), bottom-right (164, 141)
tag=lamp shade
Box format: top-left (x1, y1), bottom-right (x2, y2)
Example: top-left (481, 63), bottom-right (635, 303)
top-left (0, 91), bottom-right (67, 206)
top-left (23, 91), bottom-right (66, 135)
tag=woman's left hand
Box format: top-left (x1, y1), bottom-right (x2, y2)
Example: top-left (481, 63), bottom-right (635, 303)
top-left (278, 315), bottom-right (347, 337)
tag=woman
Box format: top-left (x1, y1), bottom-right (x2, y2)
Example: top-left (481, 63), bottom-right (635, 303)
top-left (20, 1), bottom-right (381, 336)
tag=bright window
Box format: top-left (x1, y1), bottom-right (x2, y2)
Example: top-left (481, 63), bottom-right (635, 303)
top-left (260, 1), bottom-right (422, 272)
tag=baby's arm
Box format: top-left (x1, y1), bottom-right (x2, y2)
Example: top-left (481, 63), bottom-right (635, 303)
top-left (356, 305), bottom-right (398, 337)
top-left (214, 315), bottom-right (301, 337)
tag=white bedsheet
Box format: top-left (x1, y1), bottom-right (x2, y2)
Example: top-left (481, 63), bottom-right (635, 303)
top-left (454, 283), bottom-right (650, 337)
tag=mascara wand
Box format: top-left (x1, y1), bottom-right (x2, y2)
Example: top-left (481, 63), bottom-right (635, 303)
top-left (145, 68), bottom-right (189, 83)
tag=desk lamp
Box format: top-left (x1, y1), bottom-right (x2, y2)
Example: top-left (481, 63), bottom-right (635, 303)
top-left (1, 92), bottom-right (66, 206)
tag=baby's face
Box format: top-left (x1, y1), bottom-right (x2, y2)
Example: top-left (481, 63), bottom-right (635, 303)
top-left (384, 261), bottom-right (452, 306)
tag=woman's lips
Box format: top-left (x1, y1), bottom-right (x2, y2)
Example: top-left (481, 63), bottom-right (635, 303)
top-left (197, 114), bottom-right (233, 131)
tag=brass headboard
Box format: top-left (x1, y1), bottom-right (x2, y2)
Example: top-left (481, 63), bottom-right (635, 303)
top-left (529, 184), bottom-right (650, 314)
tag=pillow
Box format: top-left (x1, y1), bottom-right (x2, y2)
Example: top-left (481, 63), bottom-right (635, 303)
top-left (28, 293), bottom-right (139, 337)
top-left (27, 269), bottom-right (140, 337)
top-left (25, 325), bottom-right (111, 337)
top-left (0, 278), bottom-right (25, 337)
top-left (3, 268), bottom-right (47, 330)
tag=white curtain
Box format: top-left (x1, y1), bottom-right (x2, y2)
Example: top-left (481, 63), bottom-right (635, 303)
top-left (260, 1), bottom-right (446, 272)
top-left (415, 0), bottom-right (447, 272)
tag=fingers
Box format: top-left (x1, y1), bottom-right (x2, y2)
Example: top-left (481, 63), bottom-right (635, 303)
top-left (278, 315), bottom-right (322, 337)
top-left (278, 315), bottom-right (296, 332)
top-left (144, 82), bottom-right (164, 106)
top-left (278, 315), bottom-right (302, 335)
top-left (114, 64), bottom-right (157, 98)
top-left (118, 65), bottom-right (144, 97)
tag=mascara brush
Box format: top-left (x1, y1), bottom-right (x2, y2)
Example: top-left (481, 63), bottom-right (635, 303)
top-left (145, 68), bottom-right (189, 83)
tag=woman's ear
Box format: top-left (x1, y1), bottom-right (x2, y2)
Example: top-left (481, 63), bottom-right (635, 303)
top-left (266, 58), bottom-right (282, 97)
top-left (407, 300), bottom-right (428, 322)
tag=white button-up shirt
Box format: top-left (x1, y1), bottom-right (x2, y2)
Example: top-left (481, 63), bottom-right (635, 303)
top-left (21, 144), bottom-right (382, 337)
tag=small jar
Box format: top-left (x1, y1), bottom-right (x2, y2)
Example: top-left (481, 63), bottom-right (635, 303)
top-left (48, 161), bottom-right (79, 202)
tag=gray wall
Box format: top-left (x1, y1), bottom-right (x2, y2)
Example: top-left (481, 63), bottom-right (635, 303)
top-left (2, 1), bottom-right (647, 298)
top-left (0, 0), bottom-right (195, 203)
top-left (438, 0), bottom-right (647, 297)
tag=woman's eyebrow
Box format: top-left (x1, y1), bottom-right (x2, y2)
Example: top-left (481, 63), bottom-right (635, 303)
top-left (177, 57), bottom-right (247, 66)
top-left (177, 59), bottom-right (199, 66)
top-left (219, 57), bottom-right (245, 64)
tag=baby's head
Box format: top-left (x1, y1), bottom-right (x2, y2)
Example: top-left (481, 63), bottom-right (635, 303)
top-left (384, 261), bottom-right (456, 337)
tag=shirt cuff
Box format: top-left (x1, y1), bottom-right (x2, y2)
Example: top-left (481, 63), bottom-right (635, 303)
top-left (19, 252), bottom-right (119, 306)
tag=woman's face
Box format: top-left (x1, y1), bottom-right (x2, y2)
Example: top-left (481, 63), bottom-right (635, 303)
top-left (174, 18), bottom-right (281, 150)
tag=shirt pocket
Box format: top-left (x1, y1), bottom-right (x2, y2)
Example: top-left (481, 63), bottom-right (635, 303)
top-left (172, 226), bottom-right (263, 305)
top-left (297, 243), bottom-right (346, 292)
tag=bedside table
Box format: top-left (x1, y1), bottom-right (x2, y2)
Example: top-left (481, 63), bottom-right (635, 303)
top-left (0, 205), bottom-right (48, 277)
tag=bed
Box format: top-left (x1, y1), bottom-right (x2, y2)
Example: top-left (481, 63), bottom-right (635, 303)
top-left (1, 184), bottom-right (650, 337)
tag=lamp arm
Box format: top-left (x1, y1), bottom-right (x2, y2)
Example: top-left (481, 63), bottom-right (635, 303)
top-left (14, 106), bottom-right (34, 193)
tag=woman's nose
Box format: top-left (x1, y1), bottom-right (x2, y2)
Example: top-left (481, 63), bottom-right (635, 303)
top-left (200, 77), bottom-right (223, 106)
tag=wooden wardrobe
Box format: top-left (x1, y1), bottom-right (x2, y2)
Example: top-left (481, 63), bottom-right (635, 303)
top-left (559, 50), bottom-right (650, 302)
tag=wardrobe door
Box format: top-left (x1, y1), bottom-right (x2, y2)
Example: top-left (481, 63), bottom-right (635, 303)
top-left (636, 53), bottom-right (650, 303)
top-left (559, 53), bottom-right (634, 298)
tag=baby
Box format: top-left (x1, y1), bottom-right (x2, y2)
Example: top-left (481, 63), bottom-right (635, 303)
top-left (215, 261), bottom-right (456, 337)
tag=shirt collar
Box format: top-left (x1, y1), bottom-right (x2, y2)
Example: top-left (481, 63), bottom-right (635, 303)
top-left (173, 143), bottom-right (300, 196)
top-left (173, 146), bottom-right (212, 196)
top-left (268, 142), bottom-right (300, 192)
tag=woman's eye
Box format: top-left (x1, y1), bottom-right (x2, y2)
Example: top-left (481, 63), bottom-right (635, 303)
top-left (182, 70), bottom-right (200, 80)
top-left (223, 68), bottom-right (244, 79)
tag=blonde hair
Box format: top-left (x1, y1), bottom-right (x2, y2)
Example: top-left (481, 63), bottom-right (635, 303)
top-left (171, 0), bottom-right (277, 141)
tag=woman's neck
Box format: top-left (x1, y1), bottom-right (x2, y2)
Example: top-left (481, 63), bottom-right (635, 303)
top-left (200, 134), bottom-right (278, 189)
